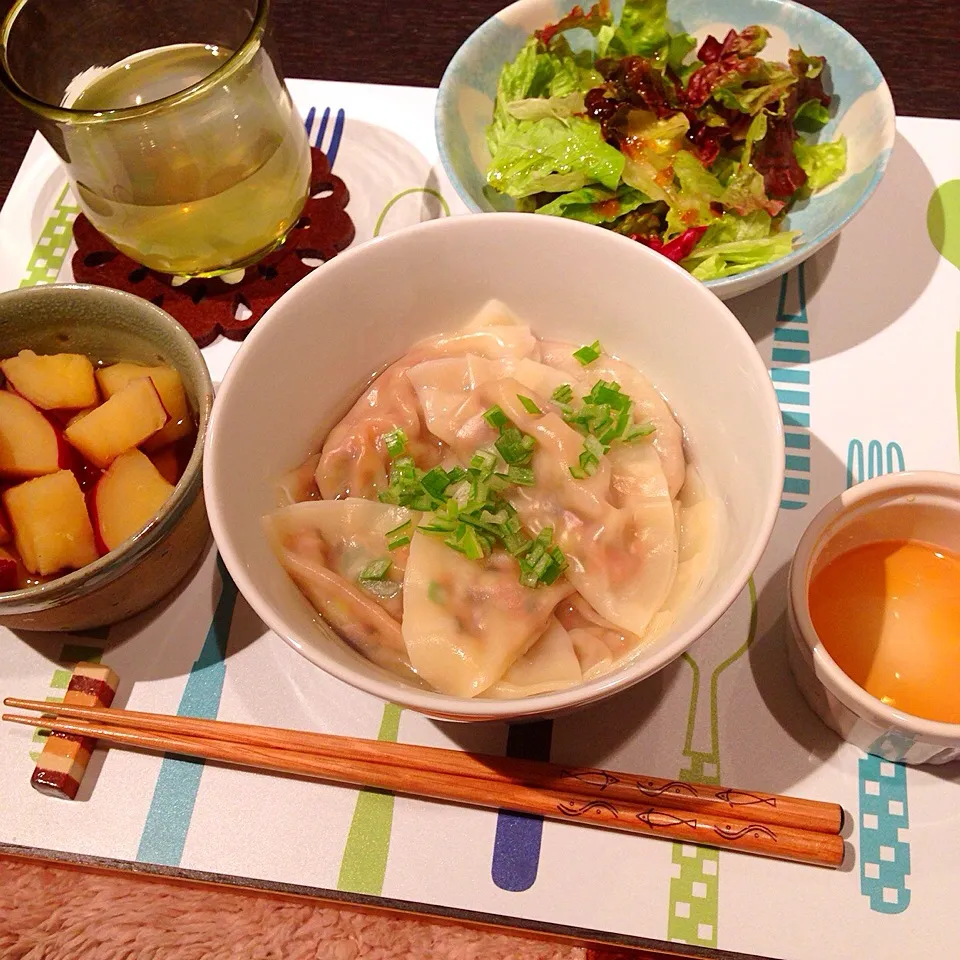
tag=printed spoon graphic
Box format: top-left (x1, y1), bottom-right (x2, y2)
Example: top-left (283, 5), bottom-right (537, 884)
top-left (665, 580), bottom-right (758, 949)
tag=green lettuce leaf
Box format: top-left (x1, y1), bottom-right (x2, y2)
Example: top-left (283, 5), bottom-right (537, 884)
top-left (506, 92), bottom-right (585, 120)
top-left (540, 36), bottom-right (604, 96)
top-left (487, 116), bottom-right (626, 198)
top-left (664, 151), bottom-right (723, 236)
top-left (601, 0), bottom-right (669, 57)
top-left (794, 136), bottom-right (847, 191)
top-left (683, 209), bottom-right (798, 279)
top-left (682, 231), bottom-right (799, 280)
top-left (697, 209), bottom-right (774, 245)
top-left (487, 38), bottom-right (553, 156)
top-left (487, 37), bottom-right (603, 157)
top-left (794, 98), bottom-right (830, 132)
top-left (536, 184), bottom-right (651, 224)
top-left (499, 37), bottom-right (554, 101)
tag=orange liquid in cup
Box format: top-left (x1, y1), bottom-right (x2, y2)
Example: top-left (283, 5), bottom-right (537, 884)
top-left (808, 539), bottom-right (960, 723)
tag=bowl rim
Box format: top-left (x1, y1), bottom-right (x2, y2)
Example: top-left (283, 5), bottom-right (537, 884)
top-left (0, 283), bottom-right (214, 613)
top-left (434, 0), bottom-right (896, 296)
top-left (788, 469), bottom-right (960, 740)
top-left (205, 212), bottom-right (784, 718)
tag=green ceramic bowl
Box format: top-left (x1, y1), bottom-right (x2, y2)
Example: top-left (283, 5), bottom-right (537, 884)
top-left (0, 284), bottom-right (213, 631)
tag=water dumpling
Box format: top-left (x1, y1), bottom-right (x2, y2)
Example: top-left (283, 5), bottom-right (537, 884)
top-left (402, 533), bottom-right (573, 697)
top-left (269, 300), bottom-right (720, 700)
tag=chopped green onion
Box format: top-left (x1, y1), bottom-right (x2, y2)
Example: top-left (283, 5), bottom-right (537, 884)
top-left (598, 406), bottom-right (632, 446)
top-left (382, 428), bottom-right (407, 457)
top-left (503, 532), bottom-right (532, 556)
top-left (483, 405), bottom-right (509, 430)
top-left (385, 519), bottom-right (412, 550)
top-left (469, 447), bottom-right (498, 478)
top-left (551, 383), bottom-right (573, 404)
top-left (446, 466), bottom-right (468, 484)
top-left (587, 380), bottom-right (629, 409)
top-left (358, 558), bottom-right (392, 581)
top-left (573, 340), bottom-right (603, 365)
top-left (446, 524), bottom-right (487, 561)
top-left (623, 421), bottom-right (657, 441)
top-left (519, 568), bottom-right (540, 588)
top-left (583, 435), bottom-right (605, 460)
top-left (506, 465), bottom-right (535, 486)
top-left (420, 466), bottom-right (452, 499)
top-left (419, 518), bottom-right (458, 535)
top-left (569, 464), bottom-right (589, 479)
top-left (517, 394), bottom-right (542, 415)
top-left (495, 426), bottom-right (534, 465)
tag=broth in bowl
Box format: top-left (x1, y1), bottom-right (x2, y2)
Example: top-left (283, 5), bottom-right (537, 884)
top-left (265, 300), bottom-right (722, 700)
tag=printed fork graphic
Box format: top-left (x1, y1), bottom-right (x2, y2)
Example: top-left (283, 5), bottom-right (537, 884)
top-left (846, 438), bottom-right (911, 914)
top-left (305, 106), bottom-right (346, 167)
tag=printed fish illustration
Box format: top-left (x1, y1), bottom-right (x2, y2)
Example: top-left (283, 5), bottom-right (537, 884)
top-left (637, 809), bottom-right (699, 831)
top-left (635, 779), bottom-right (699, 800)
top-left (560, 769), bottom-right (623, 791)
top-left (714, 789), bottom-right (778, 809)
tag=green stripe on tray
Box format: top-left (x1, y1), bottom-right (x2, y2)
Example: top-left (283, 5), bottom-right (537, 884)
top-left (337, 703), bottom-right (402, 895)
top-left (20, 185), bottom-right (79, 287)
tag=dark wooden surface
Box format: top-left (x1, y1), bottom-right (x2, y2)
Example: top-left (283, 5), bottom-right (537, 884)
top-left (0, 0), bottom-right (957, 199)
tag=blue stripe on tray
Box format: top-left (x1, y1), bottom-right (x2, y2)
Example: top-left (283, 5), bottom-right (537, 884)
top-left (491, 721), bottom-right (553, 892)
top-left (770, 266), bottom-right (812, 511)
top-left (782, 411), bottom-right (810, 428)
top-left (772, 347), bottom-right (810, 364)
top-left (136, 556), bottom-right (239, 866)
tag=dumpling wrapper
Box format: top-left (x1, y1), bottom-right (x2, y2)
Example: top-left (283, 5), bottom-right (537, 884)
top-left (316, 304), bottom-right (538, 500)
top-left (418, 375), bottom-right (677, 639)
top-left (264, 500), bottom-right (419, 657)
top-left (644, 465), bottom-right (723, 641)
top-left (483, 618), bottom-right (583, 699)
top-left (556, 594), bottom-right (638, 679)
top-left (539, 341), bottom-right (686, 499)
top-left (402, 533), bottom-right (573, 697)
top-left (316, 360), bottom-right (442, 500)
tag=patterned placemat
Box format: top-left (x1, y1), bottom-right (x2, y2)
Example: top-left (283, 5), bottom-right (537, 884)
top-left (0, 80), bottom-right (958, 960)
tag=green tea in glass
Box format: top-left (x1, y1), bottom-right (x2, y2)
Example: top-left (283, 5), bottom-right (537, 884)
top-left (0, 0), bottom-right (311, 277)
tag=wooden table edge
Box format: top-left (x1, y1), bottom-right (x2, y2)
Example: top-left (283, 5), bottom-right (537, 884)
top-left (0, 842), bottom-right (771, 960)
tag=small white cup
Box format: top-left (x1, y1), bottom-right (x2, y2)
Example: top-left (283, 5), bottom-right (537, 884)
top-left (788, 470), bottom-right (960, 765)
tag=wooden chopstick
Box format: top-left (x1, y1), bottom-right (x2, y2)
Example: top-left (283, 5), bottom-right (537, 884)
top-left (3, 697), bottom-right (842, 835)
top-left (3, 707), bottom-right (845, 869)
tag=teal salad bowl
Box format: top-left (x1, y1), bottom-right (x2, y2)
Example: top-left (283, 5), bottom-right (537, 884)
top-left (436, 0), bottom-right (895, 300)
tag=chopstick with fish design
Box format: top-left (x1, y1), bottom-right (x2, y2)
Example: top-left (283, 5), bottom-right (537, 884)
top-left (3, 699), bottom-right (845, 868)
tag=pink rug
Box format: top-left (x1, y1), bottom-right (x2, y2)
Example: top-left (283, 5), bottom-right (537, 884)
top-left (0, 857), bottom-right (590, 959)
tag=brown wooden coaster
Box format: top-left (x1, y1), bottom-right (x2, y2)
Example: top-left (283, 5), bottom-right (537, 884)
top-left (71, 147), bottom-right (355, 347)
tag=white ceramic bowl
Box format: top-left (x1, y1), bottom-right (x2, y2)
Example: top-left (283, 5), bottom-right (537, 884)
top-left (435, 0), bottom-right (895, 301)
top-left (788, 471), bottom-right (960, 765)
top-left (205, 213), bottom-right (783, 720)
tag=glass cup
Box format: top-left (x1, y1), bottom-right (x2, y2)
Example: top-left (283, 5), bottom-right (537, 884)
top-left (0, 0), bottom-right (312, 277)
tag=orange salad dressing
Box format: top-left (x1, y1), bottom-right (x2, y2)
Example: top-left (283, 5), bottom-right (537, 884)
top-left (808, 539), bottom-right (960, 723)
